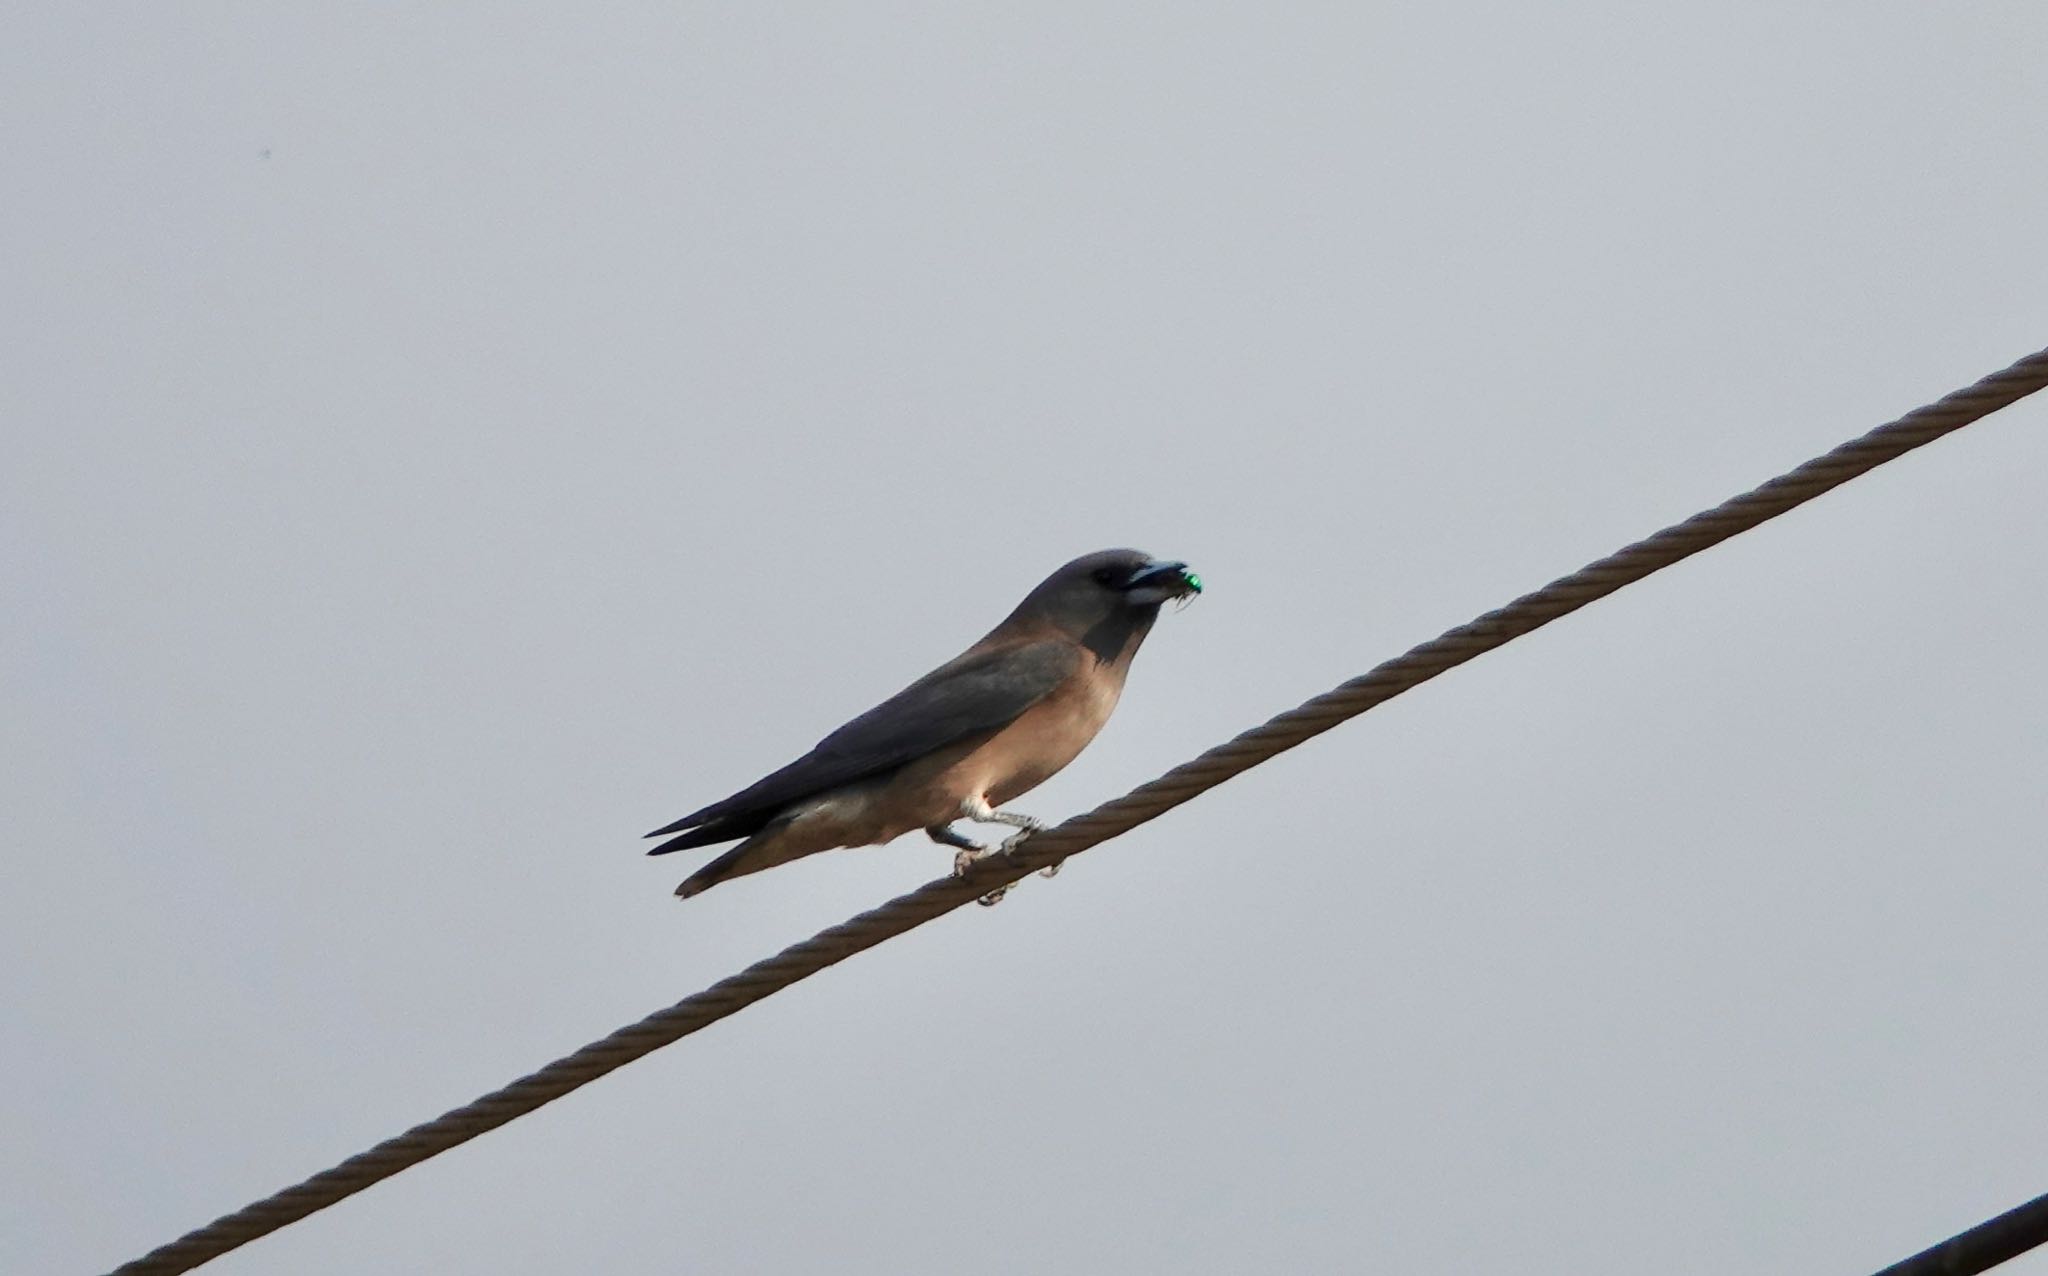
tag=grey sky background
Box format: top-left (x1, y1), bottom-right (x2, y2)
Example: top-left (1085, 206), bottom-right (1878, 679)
top-left (6, 6), bottom-right (2047, 1273)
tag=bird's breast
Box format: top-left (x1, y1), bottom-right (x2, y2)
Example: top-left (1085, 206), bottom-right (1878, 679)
top-left (868, 655), bottom-right (1131, 829)
top-left (974, 659), bottom-right (1127, 807)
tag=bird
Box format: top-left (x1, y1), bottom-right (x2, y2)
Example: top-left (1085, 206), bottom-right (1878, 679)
top-left (646, 548), bottom-right (1201, 901)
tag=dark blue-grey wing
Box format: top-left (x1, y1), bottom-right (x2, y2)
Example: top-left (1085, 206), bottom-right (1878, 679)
top-left (645, 641), bottom-right (1076, 848)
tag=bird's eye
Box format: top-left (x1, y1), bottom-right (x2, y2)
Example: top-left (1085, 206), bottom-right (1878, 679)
top-left (1091, 567), bottom-right (1122, 587)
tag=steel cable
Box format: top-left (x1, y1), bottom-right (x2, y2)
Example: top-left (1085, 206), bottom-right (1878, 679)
top-left (107, 346), bottom-right (2048, 1275)
top-left (1870, 1190), bottom-right (2048, 1276)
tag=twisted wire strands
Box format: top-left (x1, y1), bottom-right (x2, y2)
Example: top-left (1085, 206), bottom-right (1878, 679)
top-left (109, 347), bottom-right (2048, 1276)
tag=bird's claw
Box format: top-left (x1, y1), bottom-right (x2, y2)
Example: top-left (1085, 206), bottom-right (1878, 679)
top-left (1002, 832), bottom-right (1063, 878)
top-left (999, 829), bottom-right (1036, 855)
top-left (960, 828), bottom-right (1058, 905)
top-left (954, 842), bottom-right (1013, 903)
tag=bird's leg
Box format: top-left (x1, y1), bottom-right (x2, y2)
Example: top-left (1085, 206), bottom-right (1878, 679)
top-left (933, 819), bottom-right (1009, 904)
top-left (956, 796), bottom-right (1047, 849)
top-left (955, 797), bottom-right (1062, 898)
top-left (928, 823), bottom-right (992, 878)
top-left (986, 809), bottom-right (1048, 836)
top-left (927, 824), bottom-right (985, 851)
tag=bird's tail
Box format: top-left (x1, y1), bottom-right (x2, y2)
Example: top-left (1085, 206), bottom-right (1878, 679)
top-left (674, 844), bottom-right (752, 898)
top-left (644, 813), bottom-right (762, 857)
top-left (647, 815), bottom-right (772, 897)
top-left (646, 826), bottom-right (730, 856)
top-left (669, 819), bottom-right (823, 899)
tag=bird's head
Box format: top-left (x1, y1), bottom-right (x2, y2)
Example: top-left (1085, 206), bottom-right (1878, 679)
top-left (1005, 549), bottom-right (1201, 649)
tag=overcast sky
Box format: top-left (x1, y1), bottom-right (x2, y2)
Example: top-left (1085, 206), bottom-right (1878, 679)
top-left (7, 6), bottom-right (2048, 1274)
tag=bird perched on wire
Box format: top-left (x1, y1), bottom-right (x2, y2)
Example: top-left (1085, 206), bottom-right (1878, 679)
top-left (646, 548), bottom-right (1201, 902)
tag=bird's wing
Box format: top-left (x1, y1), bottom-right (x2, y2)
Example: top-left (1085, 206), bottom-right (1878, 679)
top-left (646, 640), bottom-right (1078, 844)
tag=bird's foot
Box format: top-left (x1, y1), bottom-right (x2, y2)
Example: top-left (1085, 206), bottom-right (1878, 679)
top-left (994, 830), bottom-right (1065, 881)
top-left (961, 828), bottom-right (1049, 905)
top-left (1000, 829), bottom-right (1062, 881)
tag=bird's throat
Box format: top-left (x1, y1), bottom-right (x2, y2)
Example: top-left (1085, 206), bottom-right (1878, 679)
top-left (1080, 608), bottom-right (1156, 668)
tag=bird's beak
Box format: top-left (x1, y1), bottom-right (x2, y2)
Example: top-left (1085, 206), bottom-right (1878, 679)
top-left (1121, 560), bottom-right (1202, 605)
